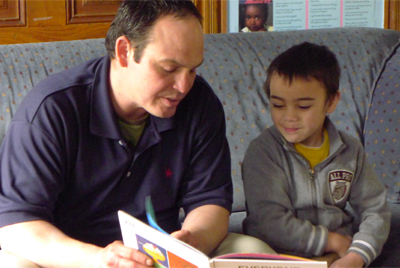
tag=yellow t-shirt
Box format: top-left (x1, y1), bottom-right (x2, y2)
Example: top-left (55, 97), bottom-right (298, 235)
top-left (118, 118), bottom-right (147, 146)
top-left (294, 130), bottom-right (329, 169)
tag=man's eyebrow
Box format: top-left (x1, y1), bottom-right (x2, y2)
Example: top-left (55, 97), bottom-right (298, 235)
top-left (159, 59), bottom-right (204, 69)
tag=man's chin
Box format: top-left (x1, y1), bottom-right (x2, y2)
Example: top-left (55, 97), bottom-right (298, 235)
top-left (150, 108), bottom-right (177, 119)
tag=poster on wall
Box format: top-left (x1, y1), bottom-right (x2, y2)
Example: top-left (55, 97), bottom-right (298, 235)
top-left (238, 0), bottom-right (274, 32)
top-left (229, 0), bottom-right (384, 32)
top-left (273, 0), bottom-right (381, 31)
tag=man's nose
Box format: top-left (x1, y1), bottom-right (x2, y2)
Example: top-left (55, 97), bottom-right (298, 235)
top-left (174, 71), bottom-right (193, 94)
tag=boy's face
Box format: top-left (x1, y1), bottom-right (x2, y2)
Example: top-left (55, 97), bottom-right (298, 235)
top-left (269, 74), bottom-right (339, 147)
top-left (245, 5), bottom-right (265, 32)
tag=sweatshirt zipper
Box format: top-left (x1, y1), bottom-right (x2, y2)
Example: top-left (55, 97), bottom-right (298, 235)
top-left (309, 167), bottom-right (319, 218)
top-left (309, 168), bottom-right (315, 179)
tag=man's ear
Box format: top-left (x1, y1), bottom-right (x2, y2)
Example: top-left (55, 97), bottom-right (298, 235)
top-left (326, 91), bottom-right (341, 114)
top-left (115, 36), bottom-right (133, 68)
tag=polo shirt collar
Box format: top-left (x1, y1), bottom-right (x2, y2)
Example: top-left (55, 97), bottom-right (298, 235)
top-left (90, 56), bottom-right (121, 139)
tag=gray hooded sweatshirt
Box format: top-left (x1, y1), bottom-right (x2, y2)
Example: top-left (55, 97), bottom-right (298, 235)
top-left (242, 118), bottom-right (390, 266)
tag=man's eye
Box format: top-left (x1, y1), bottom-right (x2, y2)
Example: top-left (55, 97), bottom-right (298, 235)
top-left (163, 68), bottom-right (176, 73)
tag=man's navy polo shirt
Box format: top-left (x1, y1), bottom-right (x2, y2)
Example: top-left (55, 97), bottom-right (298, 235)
top-left (0, 56), bottom-right (232, 247)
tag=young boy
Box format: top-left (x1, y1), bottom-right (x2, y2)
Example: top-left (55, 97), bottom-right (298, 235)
top-left (242, 42), bottom-right (390, 268)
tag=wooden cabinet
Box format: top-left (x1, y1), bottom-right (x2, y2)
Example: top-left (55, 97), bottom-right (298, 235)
top-left (0, 0), bottom-right (122, 44)
top-left (0, 0), bottom-right (227, 44)
top-left (0, 0), bottom-right (398, 45)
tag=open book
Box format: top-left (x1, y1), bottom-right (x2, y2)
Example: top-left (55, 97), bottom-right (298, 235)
top-left (118, 200), bottom-right (327, 268)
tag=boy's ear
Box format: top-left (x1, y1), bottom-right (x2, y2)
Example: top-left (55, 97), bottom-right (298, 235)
top-left (326, 91), bottom-right (341, 114)
top-left (114, 36), bottom-right (133, 68)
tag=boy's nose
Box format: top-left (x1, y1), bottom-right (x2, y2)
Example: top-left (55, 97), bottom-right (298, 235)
top-left (284, 108), bottom-right (298, 121)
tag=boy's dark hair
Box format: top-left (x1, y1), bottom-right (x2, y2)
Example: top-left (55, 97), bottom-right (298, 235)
top-left (105, 0), bottom-right (202, 62)
top-left (264, 42), bottom-right (340, 101)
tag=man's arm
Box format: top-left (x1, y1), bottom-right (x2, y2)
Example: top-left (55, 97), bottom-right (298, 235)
top-left (171, 205), bottom-right (229, 255)
top-left (0, 220), bottom-right (153, 268)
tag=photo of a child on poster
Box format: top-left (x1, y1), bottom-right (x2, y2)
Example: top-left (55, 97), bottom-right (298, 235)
top-left (239, 0), bottom-right (273, 32)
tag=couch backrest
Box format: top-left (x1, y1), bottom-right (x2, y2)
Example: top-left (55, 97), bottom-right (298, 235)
top-left (0, 39), bottom-right (107, 141)
top-left (364, 40), bottom-right (400, 203)
top-left (1, 28), bottom-right (400, 217)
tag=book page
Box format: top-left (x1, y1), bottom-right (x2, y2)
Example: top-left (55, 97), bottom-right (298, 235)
top-left (212, 258), bottom-right (327, 268)
top-left (214, 252), bottom-right (307, 260)
top-left (118, 211), bottom-right (211, 268)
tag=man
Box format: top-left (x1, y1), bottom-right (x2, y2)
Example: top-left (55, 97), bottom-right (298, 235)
top-left (0, 1), bottom-right (234, 267)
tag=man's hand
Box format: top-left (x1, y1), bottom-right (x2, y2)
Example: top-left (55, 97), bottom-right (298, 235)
top-left (93, 241), bottom-right (154, 268)
top-left (329, 252), bottom-right (364, 268)
top-left (178, 205), bottom-right (230, 255)
top-left (171, 229), bottom-right (200, 250)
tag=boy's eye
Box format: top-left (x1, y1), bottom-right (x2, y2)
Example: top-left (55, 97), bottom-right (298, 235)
top-left (272, 104), bottom-right (284, 108)
top-left (299, 106), bottom-right (311, 109)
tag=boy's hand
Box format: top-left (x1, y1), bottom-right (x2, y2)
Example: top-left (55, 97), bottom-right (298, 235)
top-left (329, 252), bottom-right (364, 268)
top-left (325, 232), bottom-right (352, 257)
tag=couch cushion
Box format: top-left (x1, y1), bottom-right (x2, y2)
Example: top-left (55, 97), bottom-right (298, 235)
top-left (364, 40), bottom-right (400, 203)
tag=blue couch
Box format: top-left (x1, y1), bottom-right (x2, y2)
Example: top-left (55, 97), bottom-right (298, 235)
top-left (1, 27), bottom-right (400, 267)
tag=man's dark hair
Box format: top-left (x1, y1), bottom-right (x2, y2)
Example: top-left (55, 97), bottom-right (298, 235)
top-left (105, 0), bottom-right (202, 62)
top-left (264, 42), bottom-right (340, 101)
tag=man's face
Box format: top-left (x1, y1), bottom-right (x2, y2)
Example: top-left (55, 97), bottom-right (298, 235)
top-left (245, 5), bottom-right (265, 32)
top-left (269, 74), bottom-right (338, 147)
top-left (120, 15), bottom-right (204, 119)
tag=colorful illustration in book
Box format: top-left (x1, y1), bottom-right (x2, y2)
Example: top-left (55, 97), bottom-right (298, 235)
top-left (136, 235), bottom-right (169, 268)
top-left (167, 251), bottom-right (198, 268)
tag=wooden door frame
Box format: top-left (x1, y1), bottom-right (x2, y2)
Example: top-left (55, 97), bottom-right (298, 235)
top-left (385, 0), bottom-right (400, 30)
